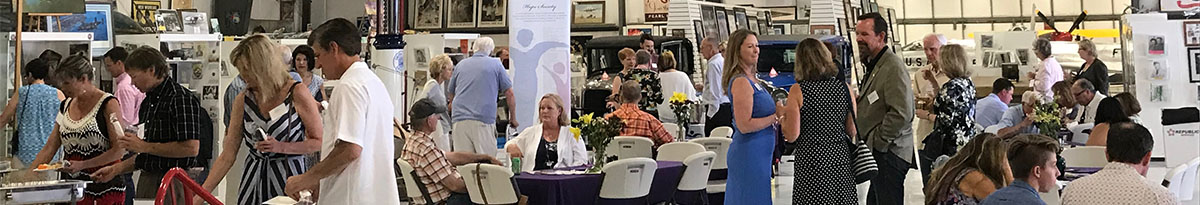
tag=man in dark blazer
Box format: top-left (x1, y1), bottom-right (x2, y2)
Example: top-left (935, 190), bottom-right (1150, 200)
top-left (854, 12), bottom-right (915, 205)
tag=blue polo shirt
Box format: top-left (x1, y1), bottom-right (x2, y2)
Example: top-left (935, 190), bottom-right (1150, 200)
top-left (447, 53), bottom-right (512, 124)
top-left (981, 180), bottom-right (1045, 205)
top-left (975, 94), bottom-right (1009, 127)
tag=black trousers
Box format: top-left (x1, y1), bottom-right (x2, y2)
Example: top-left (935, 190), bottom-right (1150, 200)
top-left (867, 150), bottom-right (910, 205)
top-left (704, 103), bottom-right (733, 137)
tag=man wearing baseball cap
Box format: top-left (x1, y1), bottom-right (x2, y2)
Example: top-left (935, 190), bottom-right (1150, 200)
top-left (401, 99), bottom-right (501, 205)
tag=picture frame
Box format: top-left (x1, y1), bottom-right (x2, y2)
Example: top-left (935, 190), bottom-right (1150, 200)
top-left (747, 16), bottom-right (759, 33)
top-left (446, 0), bottom-right (476, 28)
top-left (155, 9), bottom-right (183, 33)
top-left (414, 0), bottom-right (443, 29)
top-left (1185, 21), bottom-right (1200, 47)
top-left (180, 11), bottom-right (209, 34)
top-left (573, 1), bottom-right (605, 24)
top-left (24, 0), bottom-right (84, 14)
top-left (700, 6), bottom-right (717, 39)
top-left (132, 0), bottom-right (160, 32)
top-left (413, 47), bottom-right (429, 67)
top-left (715, 8), bottom-right (729, 39)
top-left (47, 4), bottom-right (113, 51)
top-left (1150, 35), bottom-right (1166, 55)
top-left (758, 19), bottom-right (769, 35)
top-left (692, 20), bottom-right (704, 41)
top-left (477, 0), bottom-right (505, 27)
top-left (733, 8), bottom-right (748, 30)
top-left (1189, 48), bottom-right (1200, 82)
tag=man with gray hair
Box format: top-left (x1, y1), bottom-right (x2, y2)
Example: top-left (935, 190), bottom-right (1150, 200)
top-left (1071, 78), bottom-right (1106, 124)
top-left (914, 33), bottom-right (949, 147)
top-left (997, 91), bottom-right (1045, 139)
top-left (699, 36), bottom-right (731, 136)
top-left (447, 37), bottom-right (517, 156)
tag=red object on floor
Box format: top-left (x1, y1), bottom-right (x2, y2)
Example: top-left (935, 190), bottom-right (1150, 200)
top-left (155, 167), bottom-right (223, 205)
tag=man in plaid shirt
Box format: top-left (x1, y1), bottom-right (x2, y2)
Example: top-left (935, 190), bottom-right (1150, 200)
top-left (607, 81), bottom-right (674, 148)
top-left (402, 98), bottom-right (500, 204)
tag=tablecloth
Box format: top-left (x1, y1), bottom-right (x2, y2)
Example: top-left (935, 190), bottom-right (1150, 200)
top-left (514, 161), bottom-right (684, 205)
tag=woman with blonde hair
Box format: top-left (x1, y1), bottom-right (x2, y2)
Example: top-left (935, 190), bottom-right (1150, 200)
top-left (200, 35), bottom-right (324, 205)
top-left (1074, 39), bottom-right (1109, 95)
top-left (721, 29), bottom-right (777, 204)
top-left (419, 54), bottom-right (454, 150)
top-left (925, 133), bottom-right (1012, 204)
top-left (921, 44), bottom-right (977, 178)
top-left (779, 38), bottom-right (858, 204)
top-left (504, 93), bottom-right (587, 172)
top-left (656, 50), bottom-right (697, 124)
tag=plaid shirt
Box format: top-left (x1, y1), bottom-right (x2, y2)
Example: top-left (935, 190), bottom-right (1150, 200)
top-left (401, 132), bottom-right (460, 204)
top-left (136, 77), bottom-right (206, 172)
top-left (608, 104), bottom-right (674, 147)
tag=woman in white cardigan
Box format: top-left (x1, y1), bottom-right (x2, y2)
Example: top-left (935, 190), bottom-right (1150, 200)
top-left (505, 93), bottom-right (588, 172)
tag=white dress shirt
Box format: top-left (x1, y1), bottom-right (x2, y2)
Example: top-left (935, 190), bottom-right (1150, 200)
top-left (1061, 162), bottom-right (1179, 205)
top-left (319, 62), bottom-right (402, 205)
top-left (658, 70), bottom-right (698, 124)
top-left (702, 53), bottom-right (727, 118)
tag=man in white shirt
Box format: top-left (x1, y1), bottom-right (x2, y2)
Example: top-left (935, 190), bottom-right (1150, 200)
top-left (284, 18), bottom-right (401, 205)
top-left (1061, 122), bottom-right (1179, 205)
top-left (1071, 78), bottom-right (1106, 124)
top-left (699, 36), bottom-right (731, 136)
top-left (914, 34), bottom-right (949, 151)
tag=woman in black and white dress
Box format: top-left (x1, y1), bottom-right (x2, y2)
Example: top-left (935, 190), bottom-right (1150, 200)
top-left (779, 38), bottom-right (858, 204)
top-left (200, 35), bottom-right (324, 205)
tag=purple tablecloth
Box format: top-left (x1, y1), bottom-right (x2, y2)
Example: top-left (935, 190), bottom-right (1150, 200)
top-left (514, 161), bottom-right (684, 205)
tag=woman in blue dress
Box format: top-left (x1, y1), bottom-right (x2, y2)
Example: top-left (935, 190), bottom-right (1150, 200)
top-left (721, 29), bottom-right (778, 204)
top-left (0, 59), bottom-right (64, 165)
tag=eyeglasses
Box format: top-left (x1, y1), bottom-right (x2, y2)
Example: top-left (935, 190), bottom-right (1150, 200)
top-left (1074, 90), bottom-right (1087, 97)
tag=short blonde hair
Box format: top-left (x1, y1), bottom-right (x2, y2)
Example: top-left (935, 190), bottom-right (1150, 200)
top-left (939, 44), bottom-right (972, 78)
top-left (428, 54), bottom-right (453, 79)
top-left (231, 35), bottom-right (292, 102)
top-left (658, 50), bottom-right (676, 70)
top-left (540, 93), bottom-right (570, 126)
top-left (1077, 39), bottom-right (1097, 58)
top-left (793, 38), bottom-right (837, 81)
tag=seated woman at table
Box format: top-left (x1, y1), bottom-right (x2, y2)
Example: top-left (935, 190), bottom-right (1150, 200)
top-left (925, 133), bottom-right (1012, 205)
top-left (403, 98), bottom-right (501, 205)
top-left (505, 93), bottom-right (587, 172)
top-left (1086, 97), bottom-right (1129, 146)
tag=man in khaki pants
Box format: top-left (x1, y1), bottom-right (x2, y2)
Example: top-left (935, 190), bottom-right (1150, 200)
top-left (447, 37), bottom-right (518, 156)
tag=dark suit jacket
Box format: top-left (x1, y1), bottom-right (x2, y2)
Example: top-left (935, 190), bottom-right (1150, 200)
top-left (855, 49), bottom-right (915, 163)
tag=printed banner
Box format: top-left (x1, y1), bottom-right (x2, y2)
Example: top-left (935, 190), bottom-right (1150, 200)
top-left (509, 0), bottom-right (570, 132)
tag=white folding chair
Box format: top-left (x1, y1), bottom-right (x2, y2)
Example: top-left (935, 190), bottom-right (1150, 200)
top-left (1163, 157), bottom-right (1200, 201)
top-left (607, 136), bottom-right (655, 160)
top-left (676, 151), bottom-right (716, 203)
top-left (396, 159), bottom-right (434, 203)
top-left (457, 163), bottom-right (520, 205)
top-left (599, 158), bottom-right (659, 202)
top-left (709, 126), bottom-right (733, 138)
top-left (663, 123), bottom-right (681, 140)
top-left (656, 141), bottom-right (706, 162)
top-left (690, 137), bottom-right (732, 170)
top-left (1061, 146), bottom-right (1108, 168)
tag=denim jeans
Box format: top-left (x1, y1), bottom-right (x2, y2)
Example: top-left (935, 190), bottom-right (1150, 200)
top-left (867, 150), bottom-right (910, 205)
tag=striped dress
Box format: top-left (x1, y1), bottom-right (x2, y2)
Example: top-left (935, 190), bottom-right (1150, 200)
top-left (238, 83), bottom-right (309, 205)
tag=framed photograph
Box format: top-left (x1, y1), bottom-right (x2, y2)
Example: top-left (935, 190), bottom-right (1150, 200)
top-left (1151, 60), bottom-right (1168, 81)
top-left (48, 4), bottom-right (113, 47)
top-left (758, 19), bottom-right (769, 35)
top-left (733, 8), bottom-right (748, 30)
top-left (25, 0), bottom-right (84, 14)
top-left (573, 1), bottom-right (605, 24)
top-left (132, 0), bottom-right (160, 31)
top-left (446, 0), bottom-right (476, 28)
top-left (671, 29), bottom-right (685, 37)
top-left (747, 16), bottom-right (759, 33)
top-left (1150, 35), bottom-right (1166, 55)
top-left (772, 25), bottom-right (785, 35)
top-left (413, 47), bottom-right (429, 67)
top-left (180, 11), bottom-right (209, 34)
top-left (414, 0), bottom-right (443, 29)
top-left (155, 9), bottom-right (183, 33)
top-left (1151, 83), bottom-right (1169, 102)
top-left (1186, 21), bottom-right (1200, 47)
top-left (715, 8), bottom-right (729, 39)
top-left (477, 0), bottom-right (505, 27)
top-left (981, 35), bottom-right (994, 48)
top-left (1189, 48), bottom-right (1200, 82)
top-left (692, 20), bottom-right (704, 41)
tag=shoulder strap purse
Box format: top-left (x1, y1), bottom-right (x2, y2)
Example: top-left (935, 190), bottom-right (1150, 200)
top-left (846, 83), bottom-right (878, 184)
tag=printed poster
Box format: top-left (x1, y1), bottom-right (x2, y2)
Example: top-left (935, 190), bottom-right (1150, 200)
top-left (509, 0), bottom-right (571, 132)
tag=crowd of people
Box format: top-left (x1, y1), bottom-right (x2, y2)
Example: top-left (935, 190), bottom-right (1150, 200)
top-left (0, 11), bottom-right (1184, 205)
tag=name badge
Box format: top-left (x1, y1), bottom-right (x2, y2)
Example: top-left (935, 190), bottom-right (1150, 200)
top-left (867, 91), bottom-right (880, 105)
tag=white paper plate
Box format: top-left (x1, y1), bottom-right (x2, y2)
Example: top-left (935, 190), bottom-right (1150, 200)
top-left (263, 196), bottom-right (298, 205)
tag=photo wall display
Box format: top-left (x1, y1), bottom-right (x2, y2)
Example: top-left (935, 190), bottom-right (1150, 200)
top-left (413, 0), bottom-right (508, 29)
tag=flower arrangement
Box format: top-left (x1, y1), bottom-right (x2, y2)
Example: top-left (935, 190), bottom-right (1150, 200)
top-left (668, 92), bottom-right (695, 136)
top-left (571, 113), bottom-right (624, 173)
top-left (1033, 102), bottom-right (1063, 138)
